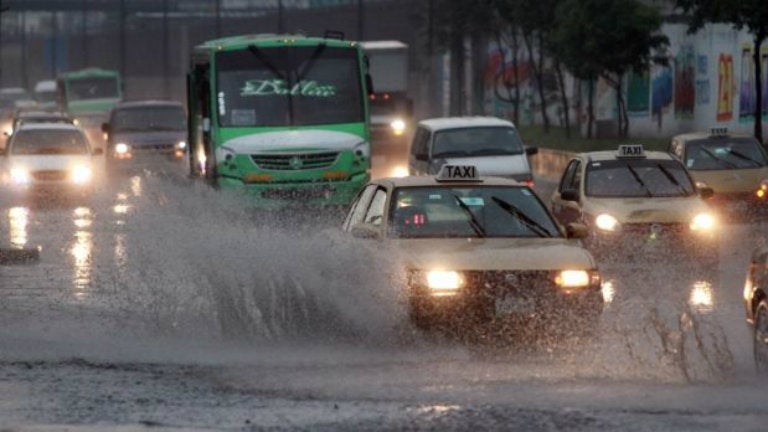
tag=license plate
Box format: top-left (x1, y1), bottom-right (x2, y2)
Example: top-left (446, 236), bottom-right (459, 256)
top-left (495, 294), bottom-right (535, 316)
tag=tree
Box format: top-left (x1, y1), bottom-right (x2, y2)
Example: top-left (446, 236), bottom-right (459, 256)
top-left (552, 0), bottom-right (667, 137)
top-left (676, 0), bottom-right (767, 143)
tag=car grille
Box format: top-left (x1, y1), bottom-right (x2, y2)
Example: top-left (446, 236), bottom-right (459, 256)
top-left (32, 170), bottom-right (67, 181)
top-left (621, 222), bottom-right (688, 237)
top-left (251, 152), bottom-right (339, 171)
top-left (462, 270), bottom-right (554, 296)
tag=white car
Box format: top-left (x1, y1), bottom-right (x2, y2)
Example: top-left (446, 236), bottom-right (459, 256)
top-left (2, 123), bottom-right (102, 196)
top-left (408, 117), bottom-right (538, 185)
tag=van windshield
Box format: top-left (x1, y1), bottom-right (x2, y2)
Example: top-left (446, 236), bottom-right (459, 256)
top-left (432, 126), bottom-right (524, 158)
top-left (112, 106), bottom-right (186, 132)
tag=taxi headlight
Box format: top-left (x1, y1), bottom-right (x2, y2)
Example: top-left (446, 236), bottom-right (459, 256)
top-left (177, 140), bottom-right (187, 150)
top-left (690, 213), bottom-right (715, 231)
top-left (554, 270), bottom-right (591, 288)
top-left (71, 165), bottom-right (92, 184)
top-left (390, 119), bottom-right (406, 135)
top-left (10, 167), bottom-right (31, 184)
top-left (415, 270), bottom-right (465, 296)
top-left (757, 179), bottom-right (768, 199)
top-left (595, 213), bottom-right (620, 232)
top-left (114, 143), bottom-right (130, 154)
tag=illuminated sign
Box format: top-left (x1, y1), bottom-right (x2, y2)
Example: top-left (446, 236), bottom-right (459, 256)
top-left (241, 79), bottom-right (336, 97)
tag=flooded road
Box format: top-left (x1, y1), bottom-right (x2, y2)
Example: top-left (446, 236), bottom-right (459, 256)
top-left (0, 162), bottom-right (767, 430)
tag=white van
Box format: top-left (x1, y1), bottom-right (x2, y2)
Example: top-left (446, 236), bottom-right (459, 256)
top-left (408, 117), bottom-right (538, 185)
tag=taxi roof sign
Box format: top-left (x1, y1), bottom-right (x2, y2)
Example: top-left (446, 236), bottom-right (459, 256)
top-left (617, 144), bottom-right (646, 158)
top-left (436, 165), bottom-right (482, 182)
top-left (710, 127), bottom-right (728, 137)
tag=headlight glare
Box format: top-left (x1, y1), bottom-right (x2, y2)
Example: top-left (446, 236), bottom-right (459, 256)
top-left (10, 167), bottom-right (30, 184)
top-left (426, 270), bottom-right (464, 293)
top-left (177, 141), bottom-right (187, 150)
top-left (390, 119), bottom-right (406, 135)
top-left (595, 213), bottom-right (619, 231)
top-left (690, 213), bottom-right (715, 231)
top-left (555, 270), bottom-right (591, 288)
top-left (114, 143), bottom-right (130, 154)
top-left (71, 165), bottom-right (92, 184)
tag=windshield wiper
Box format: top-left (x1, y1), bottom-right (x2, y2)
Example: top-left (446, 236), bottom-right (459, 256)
top-left (248, 44), bottom-right (292, 124)
top-left (626, 164), bottom-right (653, 197)
top-left (452, 194), bottom-right (486, 238)
top-left (490, 196), bottom-right (553, 238)
top-left (656, 163), bottom-right (688, 195)
top-left (699, 147), bottom-right (738, 168)
top-left (727, 148), bottom-right (764, 167)
top-left (296, 43), bottom-right (327, 82)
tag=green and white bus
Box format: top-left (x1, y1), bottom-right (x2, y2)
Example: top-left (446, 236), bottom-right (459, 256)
top-left (57, 68), bottom-right (123, 146)
top-left (186, 33), bottom-right (372, 207)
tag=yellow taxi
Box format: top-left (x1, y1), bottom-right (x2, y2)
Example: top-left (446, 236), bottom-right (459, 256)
top-left (669, 128), bottom-right (768, 218)
top-left (550, 145), bottom-right (718, 264)
top-left (342, 165), bottom-right (604, 336)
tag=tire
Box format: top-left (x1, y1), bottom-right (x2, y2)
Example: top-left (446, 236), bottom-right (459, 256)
top-left (754, 300), bottom-right (768, 374)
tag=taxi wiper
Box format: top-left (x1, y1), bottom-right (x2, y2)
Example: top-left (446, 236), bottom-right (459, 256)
top-left (452, 194), bottom-right (486, 238)
top-left (491, 196), bottom-right (552, 237)
top-left (656, 163), bottom-right (688, 195)
top-left (699, 147), bottom-right (738, 168)
top-left (726, 148), bottom-right (763, 167)
top-left (626, 164), bottom-right (652, 197)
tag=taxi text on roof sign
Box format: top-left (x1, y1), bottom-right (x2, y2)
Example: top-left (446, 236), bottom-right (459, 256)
top-left (710, 127), bottom-right (728, 136)
top-left (436, 165), bottom-right (482, 182)
top-left (617, 144), bottom-right (646, 158)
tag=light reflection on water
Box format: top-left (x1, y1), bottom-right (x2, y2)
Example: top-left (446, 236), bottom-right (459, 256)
top-left (8, 207), bottom-right (29, 247)
top-left (71, 206), bottom-right (93, 298)
top-left (689, 280), bottom-right (714, 313)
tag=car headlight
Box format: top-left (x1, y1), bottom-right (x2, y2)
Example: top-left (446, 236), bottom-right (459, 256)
top-left (390, 119), bottom-right (406, 136)
top-left (757, 179), bottom-right (768, 199)
top-left (411, 270), bottom-right (465, 296)
top-left (10, 167), bottom-right (30, 184)
top-left (690, 213), bottom-right (715, 231)
top-left (353, 141), bottom-right (370, 159)
top-left (71, 165), bottom-right (92, 184)
top-left (114, 143), bottom-right (130, 154)
top-left (177, 140), bottom-right (187, 150)
top-left (595, 213), bottom-right (619, 231)
top-left (554, 269), bottom-right (599, 294)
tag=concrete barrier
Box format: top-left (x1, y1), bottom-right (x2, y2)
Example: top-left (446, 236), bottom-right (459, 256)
top-left (530, 148), bottom-right (576, 181)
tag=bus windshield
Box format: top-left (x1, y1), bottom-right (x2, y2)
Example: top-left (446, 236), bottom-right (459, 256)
top-left (216, 46), bottom-right (363, 127)
top-left (67, 77), bottom-right (120, 101)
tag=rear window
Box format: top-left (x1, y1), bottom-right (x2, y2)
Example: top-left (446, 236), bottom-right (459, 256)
top-left (111, 105), bottom-right (186, 133)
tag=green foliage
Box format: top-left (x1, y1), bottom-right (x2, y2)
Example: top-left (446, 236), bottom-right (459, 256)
top-left (430, 0), bottom-right (498, 49)
top-left (676, 0), bottom-right (768, 39)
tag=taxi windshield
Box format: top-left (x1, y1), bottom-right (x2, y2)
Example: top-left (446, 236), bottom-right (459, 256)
top-left (684, 137), bottom-right (768, 170)
top-left (10, 129), bottom-right (89, 155)
top-left (432, 127), bottom-right (524, 158)
top-left (585, 159), bottom-right (695, 198)
top-left (389, 186), bottom-right (561, 239)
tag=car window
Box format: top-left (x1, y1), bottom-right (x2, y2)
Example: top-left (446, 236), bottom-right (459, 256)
top-left (432, 126), bottom-right (524, 158)
top-left (363, 188), bottom-right (388, 226)
top-left (683, 137), bottom-right (768, 170)
top-left (112, 106), bottom-right (186, 132)
top-left (388, 186), bottom-right (560, 239)
top-left (343, 184), bottom-right (378, 230)
top-left (585, 159), bottom-right (695, 197)
top-left (410, 127), bottom-right (429, 157)
top-left (10, 129), bottom-right (89, 155)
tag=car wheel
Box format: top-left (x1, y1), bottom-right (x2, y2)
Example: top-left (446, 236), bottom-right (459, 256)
top-left (754, 300), bottom-right (768, 374)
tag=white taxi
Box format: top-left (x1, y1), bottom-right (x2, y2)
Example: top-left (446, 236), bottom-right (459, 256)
top-left (1, 123), bottom-right (102, 196)
top-left (550, 145), bottom-right (718, 264)
top-left (342, 165), bottom-right (603, 338)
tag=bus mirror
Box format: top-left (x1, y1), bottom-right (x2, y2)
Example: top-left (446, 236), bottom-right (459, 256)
top-left (365, 73), bottom-right (375, 97)
top-left (203, 118), bottom-right (211, 132)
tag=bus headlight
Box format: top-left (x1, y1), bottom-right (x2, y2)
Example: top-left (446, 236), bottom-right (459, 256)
top-left (595, 213), bottom-right (619, 231)
top-left (353, 141), bottom-right (370, 159)
top-left (690, 213), bottom-right (715, 231)
top-left (390, 119), bottom-right (406, 136)
top-left (71, 165), bottom-right (92, 184)
top-left (10, 167), bottom-right (31, 184)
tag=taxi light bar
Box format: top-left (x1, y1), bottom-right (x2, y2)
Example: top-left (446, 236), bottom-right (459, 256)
top-left (436, 165), bottom-right (482, 182)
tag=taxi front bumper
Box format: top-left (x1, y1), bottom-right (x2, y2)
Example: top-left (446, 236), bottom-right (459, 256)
top-left (407, 270), bottom-right (604, 329)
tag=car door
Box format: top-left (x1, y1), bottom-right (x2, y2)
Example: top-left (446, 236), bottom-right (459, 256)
top-left (550, 158), bottom-right (583, 225)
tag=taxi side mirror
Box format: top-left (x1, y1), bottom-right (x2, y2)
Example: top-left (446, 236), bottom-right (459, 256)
top-left (525, 146), bottom-right (538, 156)
top-left (350, 223), bottom-right (382, 240)
top-left (565, 222), bottom-right (589, 239)
top-left (698, 186), bottom-right (714, 200)
top-left (560, 189), bottom-right (579, 202)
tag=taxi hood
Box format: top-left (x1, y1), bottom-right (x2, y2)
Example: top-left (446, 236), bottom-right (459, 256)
top-left (393, 237), bottom-right (596, 271)
top-left (689, 167), bottom-right (768, 194)
top-left (584, 196), bottom-right (711, 223)
top-left (8, 154), bottom-right (94, 171)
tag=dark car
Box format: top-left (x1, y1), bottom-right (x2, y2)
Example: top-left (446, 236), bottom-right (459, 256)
top-left (743, 246), bottom-right (768, 373)
top-left (101, 100), bottom-right (187, 169)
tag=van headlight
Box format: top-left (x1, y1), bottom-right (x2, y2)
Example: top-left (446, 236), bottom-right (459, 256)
top-left (595, 213), bottom-right (620, 231)
top-left (390, 119), bottom-right (406, 136)
top-left (10, 167), bottom-right (31, 184)
top-left (114, 143), bottom-right (130, 154)
top-left (176, 140), bottom-right (187, 150)
top-left (690, 213), bottom-right (715, 231)
top-left (71, 165), bottom-right (92, 184)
